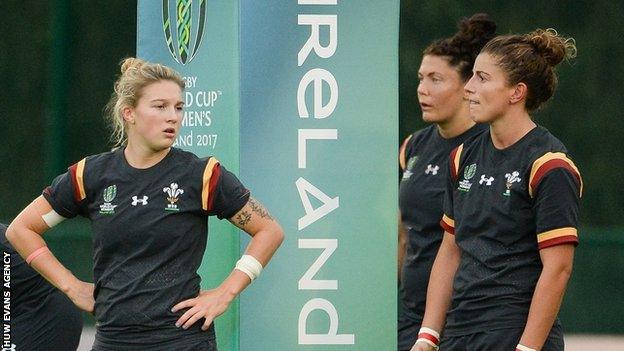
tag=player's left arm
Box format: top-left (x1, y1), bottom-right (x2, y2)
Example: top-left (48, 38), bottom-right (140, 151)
top-left (519, 154), bottom-right (582, 350)
top-left (228, 196), bottom-right (284, 265)
top-left (172, 197), bottom-right (283, 331)
top-left (518, 242), bottom-right (575, 350)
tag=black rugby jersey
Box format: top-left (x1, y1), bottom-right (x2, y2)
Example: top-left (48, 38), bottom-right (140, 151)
top-left (1, 223), bottom-right (57, 314)
top-left (439, 126), bottom-right (582, 336)
top-left (1, 224), bottom-right (83, 350)
top-left (42, 147), bottom-right (250, 349)
top-left (398, 124), bottom-right (486, 323)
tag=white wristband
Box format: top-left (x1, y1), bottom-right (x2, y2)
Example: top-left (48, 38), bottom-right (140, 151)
top-left (516, 344), bottom-right (537, 351)
top-left (235, 254), bottom-right (263, 281)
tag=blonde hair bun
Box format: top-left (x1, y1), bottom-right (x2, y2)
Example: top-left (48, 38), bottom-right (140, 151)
top-left (120, 57), bottom-right (146, 74)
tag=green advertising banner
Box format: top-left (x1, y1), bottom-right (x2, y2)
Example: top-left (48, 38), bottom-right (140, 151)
top-left (137, 1), bottom-right (240, 349)
top-left (240, 1), bottom-right (399, 350)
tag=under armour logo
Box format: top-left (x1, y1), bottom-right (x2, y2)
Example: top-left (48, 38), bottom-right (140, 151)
top-left (131, 195), bottom-right (149, 206)
top-left (479, 175), bottom-right (494, 186)
top-left (425, 164), bottom-right (439, 175)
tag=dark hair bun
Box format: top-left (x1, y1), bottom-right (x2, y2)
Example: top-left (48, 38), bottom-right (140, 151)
top-left (454, 13), bottom-right (497, 56)
top-left (526, 28), bottom-right (577, 66)
top-left (423, 13), bottom-right (497, 80)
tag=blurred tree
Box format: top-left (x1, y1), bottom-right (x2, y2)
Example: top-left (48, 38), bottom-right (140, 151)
top-left (1, 1), bottom-right (51, 218)
top-left (0, 0), bottom-right (136, 221)
top-left (400, 0), bottom-right (624, 227)
top-left (1, 0), bottom-right (621, 227)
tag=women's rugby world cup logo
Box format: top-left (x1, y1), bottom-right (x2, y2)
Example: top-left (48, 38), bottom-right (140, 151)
top-left (401, 156), bottom-right (419, 180)
top-left (458, 163), bottom-right (477, 192)
top-left (103, 185), bottom-right (117, 203)
top-left (162, 0), bottom-right (207, 65)
top-left (99, 185), bottom-right (118, 215)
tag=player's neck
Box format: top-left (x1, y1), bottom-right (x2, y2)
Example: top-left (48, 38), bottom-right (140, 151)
top-left (437, 114), bottom-right (475, 139)
top-left (489, 110), bottom-right (536, 150)
top-left (124, 142), bottom-right (171, 169)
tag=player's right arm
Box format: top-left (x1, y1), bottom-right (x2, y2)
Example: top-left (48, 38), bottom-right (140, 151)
top-left (410, 231), bottom-right (460, 351)
top-left (6, 196), bottom-right (94, 313)
top-left (398, 211), bottom-right (407, 280)
top-left (412, 145), bottom-right (463, 351)
top-left (398, 135), bottom-right (412, 280)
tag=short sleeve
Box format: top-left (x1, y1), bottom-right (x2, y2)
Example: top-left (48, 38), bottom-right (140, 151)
top-left (42, 159), bottom-right (88, 218)
top-left (200, 157), bottom-right (250, 219)
top-left (399, 134), bottom-right (413, 171)
top-left (440, 146), bottom-right (462, 235)
top-left (532, 159), bottom-right (582, 249)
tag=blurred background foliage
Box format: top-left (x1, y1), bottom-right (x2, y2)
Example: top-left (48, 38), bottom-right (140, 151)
top-left (1, 0), bottom-right (136, 218)
top-left (1, 0), bottom-right (622, 333)
top-left (400, 1), bottom-right (624, 227)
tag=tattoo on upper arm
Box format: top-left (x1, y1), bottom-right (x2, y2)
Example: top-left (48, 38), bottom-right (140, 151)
top-left (235, 210), bottom-right (252, 226)
top-left (249, 198), bottom-right (274, 220)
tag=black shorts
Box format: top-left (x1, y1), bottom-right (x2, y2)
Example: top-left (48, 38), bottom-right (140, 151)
top-left (440, 323), bottom-right (564, 351)
top-left (92, 338), bottom-right (217, 351)
top-left (397, 313), bottom-right (421, 351)
top-left (92, 327), bottom-right (217, 351)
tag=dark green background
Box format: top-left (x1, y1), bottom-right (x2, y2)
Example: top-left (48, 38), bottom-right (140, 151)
top-left (1, 0), bottom-right (622, 333)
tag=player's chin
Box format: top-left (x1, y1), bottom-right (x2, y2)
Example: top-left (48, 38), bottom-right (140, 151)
top-left (469, 111), bottom-right (488, 124)
top-left (153, 139), bottom-right (175, 151)
top-left (421, 111), bottom-right (442, 123)
top-left (423, 112), bottom-right (453, 125)
top-left (162, 134), bottom-right (177, 146)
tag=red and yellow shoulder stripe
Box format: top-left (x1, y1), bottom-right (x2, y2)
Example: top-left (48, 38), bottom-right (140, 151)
top-left (449, 144), bottom-right (464, 180)
top-left (440, 214), bottom-right (455, 235)
top-left (201, 157), bottom-right (221, 212)
top-left (529, 152), bottom-right (583, 198)
top-left (68, 158), bottom-right (87, 202)
top-left (537, 227), bottom-right (578, 249)
top-left (399, 134), bottom-right (413, 171)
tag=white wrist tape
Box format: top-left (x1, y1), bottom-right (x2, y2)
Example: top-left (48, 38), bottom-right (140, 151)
top-left (419, 327), bottom-right (440, 339)
top-left (235, 254), bottom-right (263, 281)
top-left (42, 209), bottom-right (65, 228)
top-left (416, 327), bottom-right (440, 350)
top-left (516, 344), bottom-right (536, 351)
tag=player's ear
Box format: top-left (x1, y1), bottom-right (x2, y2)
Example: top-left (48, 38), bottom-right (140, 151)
top-left (122, 106), bottom-right (135, 124)
top-left (509, 82), bottom-right (527, 105)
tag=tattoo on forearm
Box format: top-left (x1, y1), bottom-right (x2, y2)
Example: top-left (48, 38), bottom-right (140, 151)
top-left (249, 198), bottom-right (274, 220)
top-left (235, 210), bottom-right (252, 226)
